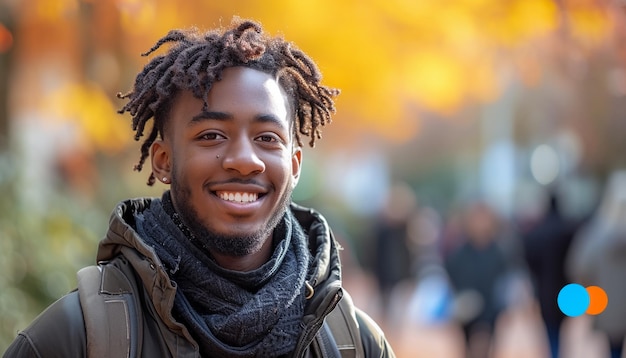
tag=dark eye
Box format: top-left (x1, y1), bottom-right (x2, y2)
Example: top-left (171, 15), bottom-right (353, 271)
top-left (257, 135), bottom-right (277, 143)
top-left (199, 132), bottom-right (225, 141)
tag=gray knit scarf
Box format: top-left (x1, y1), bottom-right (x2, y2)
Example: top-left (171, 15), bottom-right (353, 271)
top-left (134, 193), bottom-right (311, 357)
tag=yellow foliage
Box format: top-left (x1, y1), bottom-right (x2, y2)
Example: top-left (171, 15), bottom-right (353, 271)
top-left (33, 0), bottom-right (78, 21)
top-left (23, 0), bottom-right (614, 144)
top-left (403, 50), bottom-right (465, 114)
top-left (567, 4), bottom-right (611, 46)
top-left (118, 0), bottom-right (158, 33)
top-left (489, 0), bottom-right (559, 46)
top-left (43, 82), bottom-right (132, 153)
top-left (241, 0), bottom-right (563, 140)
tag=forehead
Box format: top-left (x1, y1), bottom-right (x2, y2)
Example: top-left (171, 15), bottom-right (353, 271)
top-left (206, 66), bottom-right (289, 114)
top-left (166, 66), bottom-right (292, 130)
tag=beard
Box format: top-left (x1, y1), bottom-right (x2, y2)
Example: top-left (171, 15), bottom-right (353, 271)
top-left (170, 175), bottom-right (293, 257)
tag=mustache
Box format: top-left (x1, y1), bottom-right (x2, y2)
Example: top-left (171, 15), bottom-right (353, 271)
top-left (205, 177), bottom-right (268, 188)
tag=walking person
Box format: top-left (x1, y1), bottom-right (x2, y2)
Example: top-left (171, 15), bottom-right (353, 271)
top-left (567, 170), bottom-right (626, 358)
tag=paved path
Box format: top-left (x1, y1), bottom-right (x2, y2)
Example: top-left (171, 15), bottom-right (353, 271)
top-left (343, 273), bottom-right (612, 358)
top-left (380, 304), bottom-right (612, 358)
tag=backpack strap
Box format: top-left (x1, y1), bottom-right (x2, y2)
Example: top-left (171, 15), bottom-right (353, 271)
top-left (323, 291), bottom-right (365, 358)
top-left (77, 258), bottom-right (137, 358)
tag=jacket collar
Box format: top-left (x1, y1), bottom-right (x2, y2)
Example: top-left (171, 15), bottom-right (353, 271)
top-left (97, 198), bottom-right (343, 303)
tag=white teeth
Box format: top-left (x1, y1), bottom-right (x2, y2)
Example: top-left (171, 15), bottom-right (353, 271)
top-left (218, 192), bottom-right (258, 203)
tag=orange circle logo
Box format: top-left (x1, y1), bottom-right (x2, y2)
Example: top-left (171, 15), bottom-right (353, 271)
top-left (585, 286), bottom-right (608, 315)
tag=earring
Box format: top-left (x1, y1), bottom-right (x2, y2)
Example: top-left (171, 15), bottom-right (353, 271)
top-left (162, 177), bottom-right (168, 183)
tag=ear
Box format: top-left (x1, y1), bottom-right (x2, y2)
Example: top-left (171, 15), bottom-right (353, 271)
top-left (151, 139), bottom-right (172, 184)
top-left (291, 147), bottom-right (302, 189)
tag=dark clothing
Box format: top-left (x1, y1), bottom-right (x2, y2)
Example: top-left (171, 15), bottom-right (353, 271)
top-left (610, 345), bottom-right (623, 358)
top-left (444, 239), bottom-right (508, 337)
top-left (522, 206), bottom-right (580, 358)
top-left (373, 219), bottom-right (412, 306)
top-left (522, 211), bottom-right (578, 328)
top-left (135, 196), bottom-right (310, 357)
top-left (4, 197), bottom-right (394, 357)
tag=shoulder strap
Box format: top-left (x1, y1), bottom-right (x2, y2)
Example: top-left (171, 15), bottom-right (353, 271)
top-left (77, 259), bottom-right (136, 358)
top-left (324, 291), bottom-right (365, 358)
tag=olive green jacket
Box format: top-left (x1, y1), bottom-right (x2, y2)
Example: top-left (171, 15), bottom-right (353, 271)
top-left (4, 199), bottom-right (395, 358)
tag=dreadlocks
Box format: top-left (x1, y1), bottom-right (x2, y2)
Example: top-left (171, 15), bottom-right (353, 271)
top-left (117, 18), bottom-right (339, 186)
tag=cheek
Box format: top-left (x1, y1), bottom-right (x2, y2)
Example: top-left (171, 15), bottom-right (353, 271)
top-left (264, 154), bottom-right (293, 186)
top-left (280, 153), bottom-right (297, 178)
top-left (173, 150), bottom-right (212, 182)
top-left (283, 167), bottom-right (299, 192)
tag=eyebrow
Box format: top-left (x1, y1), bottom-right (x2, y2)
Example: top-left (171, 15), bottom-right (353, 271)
top-left (190, 111), bottom-right (288, 130)
top-left (191, 111), bottom-right (231, 123)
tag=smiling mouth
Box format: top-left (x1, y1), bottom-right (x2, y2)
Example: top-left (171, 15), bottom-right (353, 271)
top-left (216, 191), bottom-right (260, 203)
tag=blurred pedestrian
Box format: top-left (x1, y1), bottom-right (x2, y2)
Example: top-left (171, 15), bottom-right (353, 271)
top-left (522, 188), bottom-right (580, 358)
top-left (444, 200), bottom-right (510, 358)
top-left (372, 182), bottom-right (416, 320)
top-left (567, 169), bottom-right (626, 358)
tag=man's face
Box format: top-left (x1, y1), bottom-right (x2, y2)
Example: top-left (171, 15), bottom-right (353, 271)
top-left (152, 66), bottom-right (302, 256)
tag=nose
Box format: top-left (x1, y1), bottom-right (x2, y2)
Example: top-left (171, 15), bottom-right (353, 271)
top-left (222, 137), bottom-right (265, 176)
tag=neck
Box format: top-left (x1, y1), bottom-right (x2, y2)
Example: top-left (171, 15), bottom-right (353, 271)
top-left (210, 233), bottom-right (274, 272)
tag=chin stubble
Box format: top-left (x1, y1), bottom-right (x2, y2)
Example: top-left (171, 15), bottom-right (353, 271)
top-left (170, 177), bottom-right (293, 257)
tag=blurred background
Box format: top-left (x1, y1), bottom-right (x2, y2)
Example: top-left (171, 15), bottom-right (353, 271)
top-left (1, 0), bottom-right (626, 357)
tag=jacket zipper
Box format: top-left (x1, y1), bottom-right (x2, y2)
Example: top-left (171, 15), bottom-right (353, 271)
top-left (292, 292), bottom-right (342, 357)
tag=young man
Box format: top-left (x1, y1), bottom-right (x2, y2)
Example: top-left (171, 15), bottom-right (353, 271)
top-left (4, 18), bottom-right (395, 357)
